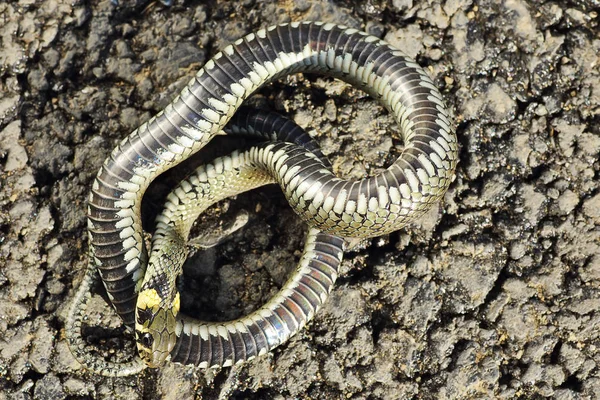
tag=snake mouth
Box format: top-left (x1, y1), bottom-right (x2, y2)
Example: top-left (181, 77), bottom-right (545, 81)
top-left (136, 330), bottom-right (172, 368)
top-left (139, 347), bottom-right (169, 368)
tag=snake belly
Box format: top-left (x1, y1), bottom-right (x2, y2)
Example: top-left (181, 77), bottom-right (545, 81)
top-left (67, 109), bottom-right (341, 376)
top-left (84, 21), bottom-right (457, 368)
top-left (136, 133), bottom-right (344, 368)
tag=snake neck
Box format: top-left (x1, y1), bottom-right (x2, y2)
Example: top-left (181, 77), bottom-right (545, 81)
top-left (135, 226), bottom-right (187, 366)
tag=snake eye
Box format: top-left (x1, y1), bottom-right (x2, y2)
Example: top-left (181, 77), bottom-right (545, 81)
top-left (141, 333), bottom-right (153, 348)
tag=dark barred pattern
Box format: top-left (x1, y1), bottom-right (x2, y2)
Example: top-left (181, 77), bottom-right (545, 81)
top-left (68, 21), bottom-right (457, 376)
top-left (169, 233), bottom-right (344, 367)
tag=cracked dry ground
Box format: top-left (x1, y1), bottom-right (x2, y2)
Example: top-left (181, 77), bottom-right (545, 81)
top-left (1, 0), bottom-right (599, 399)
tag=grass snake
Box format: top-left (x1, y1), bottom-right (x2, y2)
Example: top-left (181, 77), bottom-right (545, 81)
top-left (66, 21), bottom-right (458, 376)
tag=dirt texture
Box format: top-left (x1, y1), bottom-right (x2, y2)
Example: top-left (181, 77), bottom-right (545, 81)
top-left (1, 0), bottom-right (600, 399)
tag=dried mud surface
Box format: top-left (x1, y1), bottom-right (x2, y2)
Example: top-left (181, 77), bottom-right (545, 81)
top-left (1, 0), bottom-right (600, 399)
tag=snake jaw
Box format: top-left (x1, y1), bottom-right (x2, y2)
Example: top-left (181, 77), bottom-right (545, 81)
top-left (135, 289), bottom-right (180, 367)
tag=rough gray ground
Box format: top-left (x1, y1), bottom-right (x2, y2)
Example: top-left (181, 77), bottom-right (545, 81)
top-left (1, 0), bottom-right (600, 398)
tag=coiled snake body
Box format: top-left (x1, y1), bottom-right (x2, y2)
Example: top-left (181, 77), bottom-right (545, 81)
top-left (66, 21), bottom-right (458, 376)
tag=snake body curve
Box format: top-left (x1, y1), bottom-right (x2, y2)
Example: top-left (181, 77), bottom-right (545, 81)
top-left (67, 110), bottom-right (343, 376)
top-left (138, 142), bottom-right (344, 367)
top-left (136, 109), bottom-right (345, 368)
top-left (72, 21), bottom-right (457, 375)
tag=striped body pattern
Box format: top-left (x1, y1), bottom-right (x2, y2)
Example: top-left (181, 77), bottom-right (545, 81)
top-left (71, 21), bottom-right (457, 375)
top-left (170, 229), bottom-right (343, 368)
top-left (136, 112), bottom-right (344, 368)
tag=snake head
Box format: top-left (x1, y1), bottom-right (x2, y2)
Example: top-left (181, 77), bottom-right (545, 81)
top-left (135, 288), bottom-right (180, 367)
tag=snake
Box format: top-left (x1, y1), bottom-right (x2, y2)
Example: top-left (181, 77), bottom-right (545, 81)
top-left (136, 129), bottom-right (344, 368)
top-left (66, 108), bottom-right (343, 376)
top-left (66, 21), bottom-right (458, 375)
